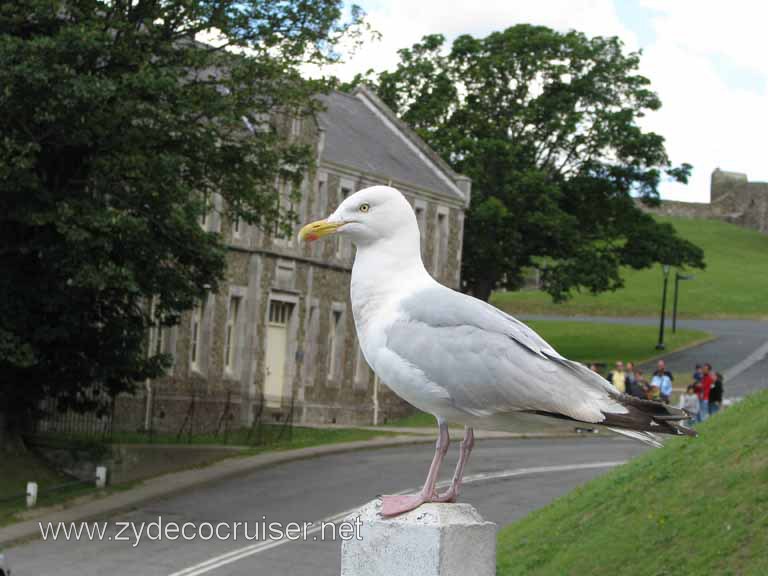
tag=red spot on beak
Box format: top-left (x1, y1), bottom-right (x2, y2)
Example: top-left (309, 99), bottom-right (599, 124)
top-left (306, 233), bottom-right (319, 241)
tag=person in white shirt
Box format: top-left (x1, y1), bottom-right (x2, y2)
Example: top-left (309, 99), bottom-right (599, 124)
top-left (680, 384), bottom-right (700, 427)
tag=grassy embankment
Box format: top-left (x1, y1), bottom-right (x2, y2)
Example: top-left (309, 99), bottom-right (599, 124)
top-left (497, 389), bottom-right (768, 576)
top-left (493, 217), bottom-right (768, 319)
top-left (93, 425), bottom-right (396, 448)
top-left (0, 451), bottom-right (95, 526)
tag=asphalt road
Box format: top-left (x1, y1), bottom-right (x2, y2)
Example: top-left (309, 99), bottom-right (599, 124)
top-left (8, 437), bottom-right (647, 576)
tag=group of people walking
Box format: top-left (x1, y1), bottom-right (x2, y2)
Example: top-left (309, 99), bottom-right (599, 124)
top-left (596, 359), bottom-right (724, 426)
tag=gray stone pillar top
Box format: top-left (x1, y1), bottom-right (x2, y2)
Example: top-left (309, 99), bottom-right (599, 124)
top-left (341, 500), bottom-right (496, 576)
top-left (350, 499), bottom-right (490, 527)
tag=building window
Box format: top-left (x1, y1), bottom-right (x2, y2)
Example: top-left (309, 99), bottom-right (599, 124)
top-left (303, 303), bottom-right (320, 386)
top-left (269, 299), bottom-right (293, 326)
top-left (273, 178), bottom-right (295, 246)
top-left (147, 297), bottom-right (165, 357)
top-left (317, 178), bottom-right (327, 216)
top-left (433, 210), bottom-right (449, 274)
top-left (414, 203), bottom-right (426, 250)
top-left (314, 177), bottom-right (328, 258)
top-left (415, 206), bottom-right (425, 231)
top-left (244, 112), bottom-right (271, 134)
top-left (273, 179), bottom-right (284, 239)
top-left (327, 307), bottom-right (344, 382)
top-left (291, 116), bottom-right (303, 138)
top-left (232, 214), bottom-right (241, 239)
top-left (190, 301), bottom-right (203, 370)
top-left (200, 192), bottom-right (210, 229)
top-left (224, 295), bottom-right (242, 372)
top-left (152, 326), bottom-right (164, 357)
top-left (336, 186), bottom-right (352, 259)
top-left (354, 345), bottom-right (369, 390)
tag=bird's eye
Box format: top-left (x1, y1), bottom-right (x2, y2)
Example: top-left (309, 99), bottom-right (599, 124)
top-left (359, 203), bottom-right (370, 213)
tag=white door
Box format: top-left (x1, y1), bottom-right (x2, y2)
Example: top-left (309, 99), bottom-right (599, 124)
top-left (264, 300), bottom-right (293, 407)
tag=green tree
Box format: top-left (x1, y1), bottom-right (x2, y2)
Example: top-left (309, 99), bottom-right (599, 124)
top-left (362, 25), bottom-right (704, 301)
top-left (0, 0), bottom-right (365, 450)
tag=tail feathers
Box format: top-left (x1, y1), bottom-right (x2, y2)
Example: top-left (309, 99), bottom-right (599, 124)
top-left (602, 393), bottom-right (698, 442)
top-left (521, 393), bottom-right (697, 448)
top-left (606, 427), bottom-right (664, 448)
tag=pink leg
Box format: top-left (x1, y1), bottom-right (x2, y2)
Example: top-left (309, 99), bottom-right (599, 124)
top-left (433, 426), bottom-right (474, 503)
top-left (380, 418), bottom-right (450, 517)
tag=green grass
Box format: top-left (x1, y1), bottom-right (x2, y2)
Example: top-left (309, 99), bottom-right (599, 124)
top-left (493, 217), bottom-right (768, 319)
top-left (526, 320), bottom-right (710, 366)
top-left (34, 424), bottom-right (398, 448)
top-left (383, 411), bottom-right (440, 428)
top-left (237, 426), bottom-right (400, 453)
top-left (0, 451), bottom-right (95, 526)
top-left (385, 320), bottom-right (710, 427)
top-left (497, 389), bottom-right (768, 576)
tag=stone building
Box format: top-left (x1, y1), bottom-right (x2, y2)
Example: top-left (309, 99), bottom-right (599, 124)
top-left (708, 169), bottom-right (768, 233)
top-left (115, 86), bottom-right (471, 433)
top-left (641, 168), bottom-right (768, 234)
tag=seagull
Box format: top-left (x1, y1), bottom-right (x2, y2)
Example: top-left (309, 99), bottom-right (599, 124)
top-left (299, 185), bottom-right (695, 517)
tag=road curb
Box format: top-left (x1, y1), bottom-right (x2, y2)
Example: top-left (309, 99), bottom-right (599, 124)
top-left (0, 431), bottom-right (577, 548)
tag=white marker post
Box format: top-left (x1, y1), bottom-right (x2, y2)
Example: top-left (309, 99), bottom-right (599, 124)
top-left (95, 466), bottom-right (108, 489)
top-left (341, 501), bottom-right (496, 576)
top-left (26, 481), bottom-right (38, 508)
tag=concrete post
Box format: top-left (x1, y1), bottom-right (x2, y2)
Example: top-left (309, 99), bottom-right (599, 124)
top-left (26, 482), bottom-right (38, 508)
top-left (95, 466), bottom-right (108, 489)
top-left (341, 500), bottom-right (496, 576)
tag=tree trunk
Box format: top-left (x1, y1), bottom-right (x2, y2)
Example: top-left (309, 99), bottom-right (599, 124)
top-left (470, 275), bottom-right (495, 302)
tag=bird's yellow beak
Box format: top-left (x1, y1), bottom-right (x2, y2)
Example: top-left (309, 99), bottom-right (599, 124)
top-left (298, 219), bottom-right (343, 242)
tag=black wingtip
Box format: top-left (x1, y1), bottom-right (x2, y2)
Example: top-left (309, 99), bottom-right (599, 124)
top-left (602, 393), bottom-right (698, 437)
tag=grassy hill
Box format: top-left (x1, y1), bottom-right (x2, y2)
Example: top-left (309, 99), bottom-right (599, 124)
top-left (496, 389), bottom-right (768, 576)
top-left (493, 217), bottom-right (768, 319)
top-left (526, 320), bottom-right (710, 367)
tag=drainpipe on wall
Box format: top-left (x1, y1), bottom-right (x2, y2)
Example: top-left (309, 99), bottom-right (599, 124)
top-left (144, 378), bottom-right (153, 431)
top-left (372, 375), bottom-right (380, 426)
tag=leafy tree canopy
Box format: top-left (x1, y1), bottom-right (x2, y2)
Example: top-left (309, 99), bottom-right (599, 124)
top-left (349, 25), bottom-right (704, 301)
top-left (0, 0), bottom-right (365, 439)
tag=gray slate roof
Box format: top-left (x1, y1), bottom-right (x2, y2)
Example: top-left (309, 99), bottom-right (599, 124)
top-left (317, 91), bottom-right (462, 200)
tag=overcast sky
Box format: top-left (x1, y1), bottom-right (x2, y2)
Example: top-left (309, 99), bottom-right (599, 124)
top-left (317, 0), bottom-right (768, 203)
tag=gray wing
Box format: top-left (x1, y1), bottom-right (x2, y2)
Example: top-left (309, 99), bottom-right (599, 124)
top-left (387, 285), bottom-right (626, 423)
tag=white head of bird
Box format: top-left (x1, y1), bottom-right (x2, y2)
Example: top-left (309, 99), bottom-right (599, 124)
top-left (298, 185), bottom-right (433, 310)
top-left (298, 185), bottom-right (422, 260)
top-left (299, 186), bottom-right (419, 248)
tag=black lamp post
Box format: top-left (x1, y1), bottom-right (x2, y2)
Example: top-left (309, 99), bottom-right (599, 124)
top-left (656, 264), bottom-right (671, 350)
top-left (672, 272), bottom-right (695, 333)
